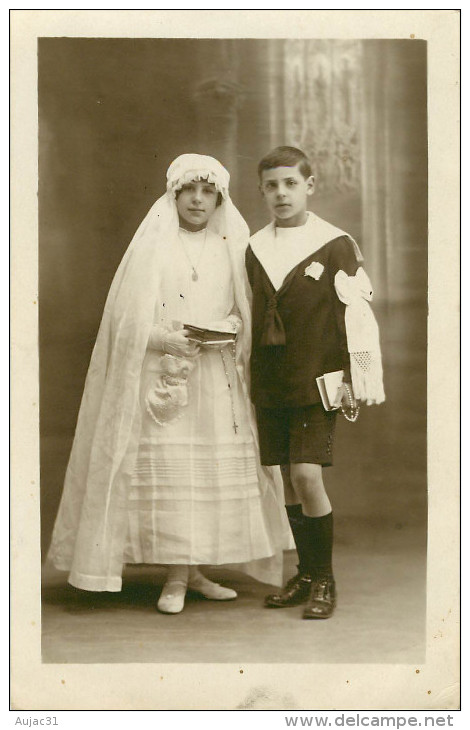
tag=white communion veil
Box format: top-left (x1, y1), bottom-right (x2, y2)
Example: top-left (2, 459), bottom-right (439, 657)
top-left (48, 154), bottom-right (289, 591)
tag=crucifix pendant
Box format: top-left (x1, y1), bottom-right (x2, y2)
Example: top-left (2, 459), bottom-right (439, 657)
top-left (192, 270), bottom-right (198, 281)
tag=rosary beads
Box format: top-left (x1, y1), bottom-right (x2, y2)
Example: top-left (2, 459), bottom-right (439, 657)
top-left (341, 383), bottom-right (360, 422)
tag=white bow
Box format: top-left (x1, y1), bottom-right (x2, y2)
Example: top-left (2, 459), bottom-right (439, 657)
top-left (335, 266), bottom-right (374, 305)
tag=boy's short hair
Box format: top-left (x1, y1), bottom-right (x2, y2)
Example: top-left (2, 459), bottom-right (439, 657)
top-left (258, 146), bottom-right (312, 180)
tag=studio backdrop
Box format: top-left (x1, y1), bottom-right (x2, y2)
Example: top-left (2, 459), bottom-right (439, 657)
top-left (39, 38), bottom-right (427, 558)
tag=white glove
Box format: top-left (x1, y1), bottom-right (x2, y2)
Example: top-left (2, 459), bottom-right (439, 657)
top-left (163, 329), bottom-right (199, 358)
top-left (148, 326), bottom-right (199, 358)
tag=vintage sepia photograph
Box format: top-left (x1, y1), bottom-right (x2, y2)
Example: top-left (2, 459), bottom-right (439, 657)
top-left (11, 9), bottom-right (460, 711)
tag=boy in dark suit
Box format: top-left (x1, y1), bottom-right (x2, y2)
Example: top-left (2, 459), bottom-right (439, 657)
top-left (246, 146), bottom-right (384, 619)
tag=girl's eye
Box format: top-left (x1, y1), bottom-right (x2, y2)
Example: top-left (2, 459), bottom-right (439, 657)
top-left (203, 187), bottom-right (216, 195)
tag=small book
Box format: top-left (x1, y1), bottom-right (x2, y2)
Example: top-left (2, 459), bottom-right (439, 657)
top-left (183, 323), bottom-right (237, 346)
top-left (316, 370), bottom-right (344, 411)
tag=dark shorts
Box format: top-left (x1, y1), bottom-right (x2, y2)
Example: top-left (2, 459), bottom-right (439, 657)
top-left (255, 403), bottom-right (337, 467)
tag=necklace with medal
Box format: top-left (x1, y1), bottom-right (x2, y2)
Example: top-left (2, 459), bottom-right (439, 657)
top-left (178, 228), bottom-right (208, 282)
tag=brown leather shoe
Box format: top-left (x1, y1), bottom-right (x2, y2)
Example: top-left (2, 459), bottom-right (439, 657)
top-left (264, 573), bottom-right (313, 608)
top-left (302, 576), bottom-right (336, 619)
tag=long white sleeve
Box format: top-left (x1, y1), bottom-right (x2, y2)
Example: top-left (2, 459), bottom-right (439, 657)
top-left (208, 305), bottom-right (242, 335)
top-left (147, 324), bottom-right (168, 351)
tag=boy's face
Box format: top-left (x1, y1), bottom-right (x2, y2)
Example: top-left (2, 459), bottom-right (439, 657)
top-left (259, 164), bottom-right (314, 227)
top-left (176, 179), bottom-right (219, 231)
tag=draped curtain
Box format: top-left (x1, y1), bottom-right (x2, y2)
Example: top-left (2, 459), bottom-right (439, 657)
top-left (266, 39), bottom-right (427, 304)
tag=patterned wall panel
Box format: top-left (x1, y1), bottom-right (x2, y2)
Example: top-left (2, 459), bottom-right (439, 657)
top-left (283, 39), bottom-right (362, 193)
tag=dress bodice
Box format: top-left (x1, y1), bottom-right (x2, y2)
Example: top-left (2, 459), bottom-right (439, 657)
top-left (155, 228), bottom-right (234, 327)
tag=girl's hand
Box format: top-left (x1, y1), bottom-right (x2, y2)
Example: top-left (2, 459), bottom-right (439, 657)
top-left (163, 330), bottom-right (200, 358)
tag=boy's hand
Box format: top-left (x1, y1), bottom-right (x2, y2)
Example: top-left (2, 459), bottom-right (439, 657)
top-left (163, 330), bottom-right (200, 358)
top-left (337, 382), bottom-right (357, 409)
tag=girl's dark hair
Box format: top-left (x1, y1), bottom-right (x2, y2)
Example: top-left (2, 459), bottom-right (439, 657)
top-left (175, 179), bottom-right (223, 207)
top-left (258, 146), bottom-right (312, 180)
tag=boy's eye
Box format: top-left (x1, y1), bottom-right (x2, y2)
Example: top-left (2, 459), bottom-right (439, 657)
top-left (286, 179), bottom-right (297, 186)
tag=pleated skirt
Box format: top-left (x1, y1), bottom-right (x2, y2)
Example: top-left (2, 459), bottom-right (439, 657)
top-left (123, 346), bottom-right (276, 565)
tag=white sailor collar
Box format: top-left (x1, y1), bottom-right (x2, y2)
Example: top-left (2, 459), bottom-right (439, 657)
top-left (249, 212), bottom-right (362, 281)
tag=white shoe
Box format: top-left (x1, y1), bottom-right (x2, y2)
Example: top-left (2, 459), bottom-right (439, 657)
top-left (157, 580), bottom-right (187, 614)
top-left (188, 569), bottom-right (237, 601)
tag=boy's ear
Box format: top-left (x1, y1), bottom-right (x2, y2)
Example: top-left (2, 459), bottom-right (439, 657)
top-left (258, 182), bottom-right (265, 197)
top-left (306, 175), bottom-right (315, 196)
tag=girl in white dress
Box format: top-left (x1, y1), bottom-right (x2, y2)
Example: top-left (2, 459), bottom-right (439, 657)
top-left (48, 154), bottom-right (287, 614)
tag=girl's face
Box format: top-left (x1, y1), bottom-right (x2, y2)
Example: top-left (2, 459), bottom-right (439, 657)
top-left (176, 179), bottom-right (219, 231)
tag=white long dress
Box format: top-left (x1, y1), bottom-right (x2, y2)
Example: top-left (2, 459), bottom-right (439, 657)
top-left (123, 228), bottom-right (276, 566)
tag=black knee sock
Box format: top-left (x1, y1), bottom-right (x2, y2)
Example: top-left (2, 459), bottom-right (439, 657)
top-left (285, 504), bottom-right (310, 575)
top-left (303, 512), bottom-right (334, 579)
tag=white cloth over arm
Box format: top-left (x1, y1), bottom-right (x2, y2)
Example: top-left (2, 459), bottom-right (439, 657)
top-left (334, 267), bottom-right (385, 405)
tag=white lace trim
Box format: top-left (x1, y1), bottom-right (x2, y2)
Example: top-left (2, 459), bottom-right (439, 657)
top-left (351, 351), bottom-right (372, 372)
top-left (167, 169), bottom-right (228, 199)
top-left (350, 352), bottom-right (385, 406)
top-left (166, 154), bottom-right (230, 199)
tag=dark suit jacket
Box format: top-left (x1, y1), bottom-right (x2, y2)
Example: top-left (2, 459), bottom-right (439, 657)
top-left (246, 236), bottom-right (359, 408)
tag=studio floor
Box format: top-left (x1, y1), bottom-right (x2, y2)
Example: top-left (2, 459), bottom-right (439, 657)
top-left (42, 524), bottom-right (426, 664)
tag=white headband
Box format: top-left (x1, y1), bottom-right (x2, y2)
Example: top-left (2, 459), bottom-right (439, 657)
top-left (166, 153), bottom-right (230, 199)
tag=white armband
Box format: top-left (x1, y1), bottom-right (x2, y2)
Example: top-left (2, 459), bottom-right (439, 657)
top-left (334, 267), bottom-right (385, 405)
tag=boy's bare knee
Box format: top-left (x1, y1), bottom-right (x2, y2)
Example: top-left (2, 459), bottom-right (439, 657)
top-left (290, 463), bottom-right (324, 494)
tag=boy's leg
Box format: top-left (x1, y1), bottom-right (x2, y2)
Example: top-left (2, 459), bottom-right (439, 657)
top-left (289, 463), bottom-right (331, 517)
top-left (289, 463), bottom-right (336, 619)
top-left (274, 463), bottom-right (335, 584)
top-left (259, 405), bottom-right (335, 615)
top-left (255, 407), bottom-right (310, 607)
top-left (281, 464), bottom-right (311, 575)
top-left (264, 465), bottom-right (315, 608)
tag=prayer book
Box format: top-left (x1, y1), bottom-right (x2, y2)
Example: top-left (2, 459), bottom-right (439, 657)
top-left (184, 323), bottom-right (237, 346)
top-left (316, 370), bottom-right (344, 411)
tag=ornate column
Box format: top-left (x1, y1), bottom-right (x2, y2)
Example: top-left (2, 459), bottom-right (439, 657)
top-left (192, 40), bottom-right (245, 196)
